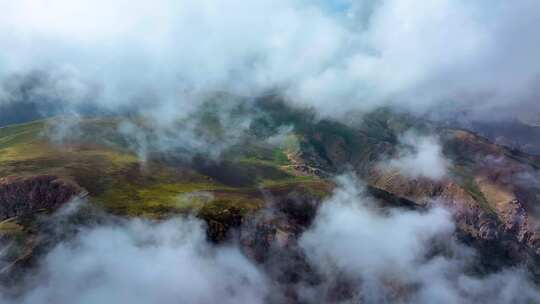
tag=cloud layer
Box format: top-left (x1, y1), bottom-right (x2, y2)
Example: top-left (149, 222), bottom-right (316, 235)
top-left (299, 175), bottom-right (540, 303)
top-left (1, 176), bottom-right (539, 303)
top-left (1, 0), bottom-right (539, 119)
top-left (2, 217), bottom-right (268, 304)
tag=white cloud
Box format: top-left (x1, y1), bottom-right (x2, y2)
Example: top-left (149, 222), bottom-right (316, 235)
top-left (299, 175), bottom-right (456, 302)
top-left (2, 175), bottom-right (539, 303)
top-left (3, 217), bottom-right (268, 304)
top-left (298, 174), bottom-right (540, 303)
top-left (0, 0), bottom-right (539, 119)
top-left (383, 132), bottom-right (449, 180)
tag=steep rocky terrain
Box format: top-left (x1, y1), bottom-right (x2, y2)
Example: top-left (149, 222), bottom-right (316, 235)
top-left (286, 109), bottom-right (540, 273)
top-left (1, 99), bottom-right (540, 301)
top-left (0, 175), bottom-right (85, 220)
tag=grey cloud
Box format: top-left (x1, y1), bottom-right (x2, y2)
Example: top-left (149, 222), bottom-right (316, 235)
top-left (0, 0), bottom-right (539, 121)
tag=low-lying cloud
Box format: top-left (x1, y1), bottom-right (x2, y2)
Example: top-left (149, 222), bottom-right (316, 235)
top-left (299, 175), bottom-right (540, 303)
top-left (1, 217), bottom-right (268, 304)
top-left (1, 175), bottom-right (539, 303)
top-left (381, 132), bottom-right (449, 180)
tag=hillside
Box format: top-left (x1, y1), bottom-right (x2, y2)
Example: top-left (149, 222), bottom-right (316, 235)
top-left (0, 114), bottom-right (333, 274)
top-left (290, 108), bottom-right (540, 273)
top-left (1, 101), bottom-right (540, 300)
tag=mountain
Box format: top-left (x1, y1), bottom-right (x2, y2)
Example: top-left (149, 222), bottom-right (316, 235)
top-left (291, 109), bottom-right (540, 274)
top-left (467, 119), bottom-right (540, 156)
top-left (1, 99), bottom-right (540, 301)
top-left (0, 109), bottom-right (331, 276)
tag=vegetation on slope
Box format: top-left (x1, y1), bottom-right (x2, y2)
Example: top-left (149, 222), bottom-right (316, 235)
top-left (0, 116), bottom-right (330, 221)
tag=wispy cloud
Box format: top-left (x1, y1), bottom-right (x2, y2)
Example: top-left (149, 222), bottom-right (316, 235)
top-left (381, 132), bottom-right (450, 180)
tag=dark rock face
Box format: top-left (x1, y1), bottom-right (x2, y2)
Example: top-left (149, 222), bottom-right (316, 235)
top-left (290, 114), bottom-right (540, 273)
top-left (0, 175), bottom-right (84, 220)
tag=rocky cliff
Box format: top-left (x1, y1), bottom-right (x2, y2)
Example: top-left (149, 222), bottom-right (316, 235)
top-left (289, 112), bottom-right (540, 270)
top-left (0, 175), bottom-right (85, 220)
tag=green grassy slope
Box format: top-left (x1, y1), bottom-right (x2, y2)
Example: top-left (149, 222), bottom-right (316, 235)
top-left (0, 118), bottom-right (331, 220)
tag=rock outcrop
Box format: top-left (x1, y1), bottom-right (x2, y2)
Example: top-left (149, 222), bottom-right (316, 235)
top-left (292, 116), bottom-right (540, 268)
top-left (0, 175), bottom-right (85, 220)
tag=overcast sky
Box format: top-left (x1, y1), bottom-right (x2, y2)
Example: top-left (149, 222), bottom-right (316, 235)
top-left (0, 0), bottom-right (538, 119)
